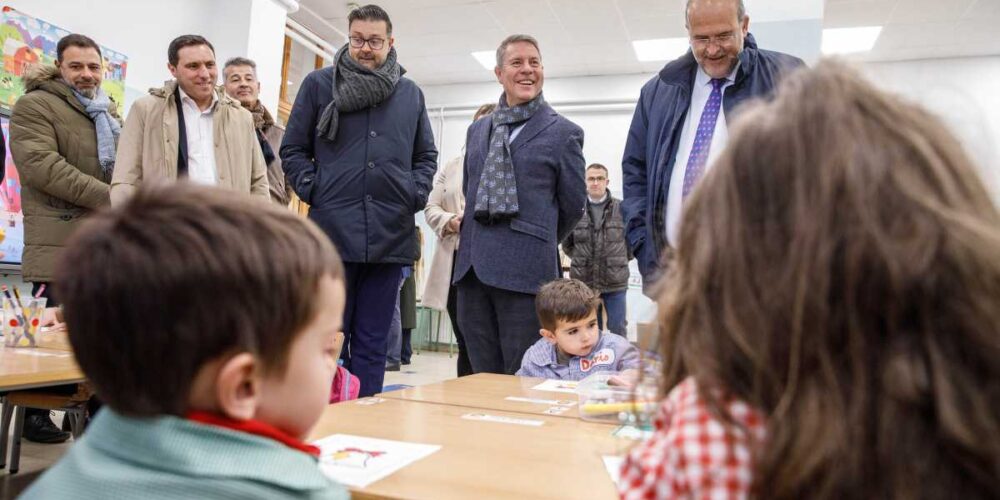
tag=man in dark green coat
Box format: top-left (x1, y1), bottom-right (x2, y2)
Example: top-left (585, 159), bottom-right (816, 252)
top-left (9, 34), bottom-right (119, 443)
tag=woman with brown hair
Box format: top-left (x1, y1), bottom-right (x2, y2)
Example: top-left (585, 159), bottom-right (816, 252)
top-left (620, 59), bottom-right (1000, 499)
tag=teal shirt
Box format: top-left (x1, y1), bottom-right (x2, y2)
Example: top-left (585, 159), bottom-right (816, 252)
top-left (22, 409), bottom-right (348, 500)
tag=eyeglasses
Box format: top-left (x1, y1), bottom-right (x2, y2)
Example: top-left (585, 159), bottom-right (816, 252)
top-left (349, 36), bottom-right (385, 50)
top-left (586, 176), bottom-right (607, 183)
top-left (690, 33), bottom-right (738, 48)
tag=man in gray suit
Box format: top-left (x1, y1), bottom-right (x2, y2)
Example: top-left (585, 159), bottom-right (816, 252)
top-left (453, 34), bottom-right (586, 375)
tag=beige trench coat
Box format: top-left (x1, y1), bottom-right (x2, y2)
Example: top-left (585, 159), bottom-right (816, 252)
top-left (111, 81), bottom-right (269, 205)
top-left (422, 155), bottom-right (465, 310)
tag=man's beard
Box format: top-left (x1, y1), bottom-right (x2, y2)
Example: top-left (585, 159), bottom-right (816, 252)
top-left (75, 85), bottom-right (97, 98)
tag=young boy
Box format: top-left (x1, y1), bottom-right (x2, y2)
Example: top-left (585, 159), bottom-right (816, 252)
top-left (517, 279), bottom-right (639, 380)
top-left (22, 183), bottom-right (348, 499)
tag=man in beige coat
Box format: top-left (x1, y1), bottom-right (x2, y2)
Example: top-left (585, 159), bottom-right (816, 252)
top-left (423, 103), bottom-right (494, 376)
top-left (112, 35), bottom-right (268, 205)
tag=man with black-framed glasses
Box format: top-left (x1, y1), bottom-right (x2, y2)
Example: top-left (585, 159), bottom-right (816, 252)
top-left (281, 4), bottom-right (437, 397)
top-left (622, 0), bottom-right (803, 296)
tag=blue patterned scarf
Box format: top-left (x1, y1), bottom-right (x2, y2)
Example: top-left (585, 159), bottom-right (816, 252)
top-left (473, 92), bottom-right (544, 224)
top-left (72, 87), bottom-right (120, 178)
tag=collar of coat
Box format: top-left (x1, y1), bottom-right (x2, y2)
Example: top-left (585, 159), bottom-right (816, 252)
top-left (245, 99), bottom-right (275, 132)
top-left (148, 79), bottom-right (243, 112)
top-left (21, 63), bottom-right (120, 118)
top-left (656, 32), bottom-right (759, 89)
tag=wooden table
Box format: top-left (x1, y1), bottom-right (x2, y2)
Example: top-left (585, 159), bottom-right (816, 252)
top-left (380, 373), bottom-right (591, 420)
top-left (0, 330), bottom-right (84, 391)
top-left (309, 397), bottom-right (627, 500)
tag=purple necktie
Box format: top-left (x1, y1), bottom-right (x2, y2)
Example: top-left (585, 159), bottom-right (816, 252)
top-left (682, 78), bottom-right (726, 198)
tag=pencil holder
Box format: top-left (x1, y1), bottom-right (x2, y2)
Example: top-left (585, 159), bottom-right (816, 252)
top-left (3, 296), bottom-right (47, 348)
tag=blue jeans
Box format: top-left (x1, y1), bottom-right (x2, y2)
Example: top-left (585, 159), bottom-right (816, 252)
top-left (599, 290), bottom-right (627, 336)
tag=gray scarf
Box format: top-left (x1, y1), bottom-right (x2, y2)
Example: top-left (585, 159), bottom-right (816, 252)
top-left (473, 92), bottom-right (544, 224)
top-left (316, 44), bottom-right (403, 142)
top-left (72, 86), bottom-right (120, 177)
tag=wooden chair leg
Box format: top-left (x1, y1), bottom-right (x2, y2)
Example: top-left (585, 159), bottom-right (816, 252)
top-left (0, 398), bottom-right (12, 469)
top-left (10, 406), bottom-right (25, 474)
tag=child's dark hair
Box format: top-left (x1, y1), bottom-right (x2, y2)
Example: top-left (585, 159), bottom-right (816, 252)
top-left (661, 59), bottom-right (1000, 499)
top-left (55, 183), bottom-right (344, 417)
top-left (535, 278), bottom-right (601, 331)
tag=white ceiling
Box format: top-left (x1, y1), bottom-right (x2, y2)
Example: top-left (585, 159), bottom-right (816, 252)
top-left (290, 0), bottom-right (1000, 86)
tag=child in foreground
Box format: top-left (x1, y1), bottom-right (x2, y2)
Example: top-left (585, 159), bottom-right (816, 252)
top-left (620, 60), bottom-right (1000, 499)
top-left (517, 278), bottom-right (639, 381)
top-left (23, 183), bottom-right (348, 499)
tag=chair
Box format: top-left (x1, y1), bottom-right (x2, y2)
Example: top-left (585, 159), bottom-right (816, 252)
top-left (0, 391), bottom-right (89, 473)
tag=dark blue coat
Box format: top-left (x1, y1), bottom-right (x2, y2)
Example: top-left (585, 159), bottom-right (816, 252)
top-left (280, 67), bottom-right (438, 264)
top-left (621, 34), bottom-right (803, 294)
top-left (453, 103), bottom-right (587, 295)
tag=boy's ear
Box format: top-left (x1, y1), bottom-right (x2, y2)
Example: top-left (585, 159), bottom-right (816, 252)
top-left (540, 328), bottom-right (557, 344)
top-left (214, 353), bottom-right (262, 421)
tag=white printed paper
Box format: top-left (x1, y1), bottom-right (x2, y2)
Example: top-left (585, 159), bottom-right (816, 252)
top-left (314, 434), bottom-right (441, 488)
top-left (504, 396), bottom-right (576, 406)
top-left (603, 456), bottom-right (623, 485)
top-left (460, 412), bottom-right (545, 427)
top-left (531, 379), bottom-right (580, 394)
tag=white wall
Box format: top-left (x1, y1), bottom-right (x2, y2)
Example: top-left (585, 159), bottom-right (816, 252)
top-left (418, 55), bottom-right (1000, 342)
top-left (5, 0), bottom-right (288, 114)
top-left (861, 56), bottom-right (1000, 198)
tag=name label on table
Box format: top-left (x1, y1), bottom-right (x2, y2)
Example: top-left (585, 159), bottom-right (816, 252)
top-left (505, 396), bottom-right (577, 407)
top-left (10, 350), bottom-right (70, 358)
top-left (461, 413), bottom-right (545, 427)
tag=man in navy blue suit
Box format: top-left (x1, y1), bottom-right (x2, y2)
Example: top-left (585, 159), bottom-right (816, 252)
top-left (453, 34), bottom-right (587, 375)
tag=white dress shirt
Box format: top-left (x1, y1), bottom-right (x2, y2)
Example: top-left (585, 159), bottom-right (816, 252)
top-left (508, 122), bottom-right (526, 143)
top-left (665, 63), bottom-right (740, 245)
top-left (177, 87), bottom-right (219, 186)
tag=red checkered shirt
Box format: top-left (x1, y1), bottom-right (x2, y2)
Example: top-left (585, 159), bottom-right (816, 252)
top-left (619, 377), bottom-right (766, 499)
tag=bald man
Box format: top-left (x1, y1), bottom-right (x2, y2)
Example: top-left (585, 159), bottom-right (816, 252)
top-left (621, 0), bottom-right (803, 295)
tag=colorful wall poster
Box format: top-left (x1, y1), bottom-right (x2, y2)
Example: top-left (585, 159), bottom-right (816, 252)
top-left (0, 6), bottom-right (128, 110)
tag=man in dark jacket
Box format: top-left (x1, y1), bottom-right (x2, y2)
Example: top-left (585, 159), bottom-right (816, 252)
top-left (621, 0), bottom-right (803, 295)
top-left (563, 163), bottom-right (631, 336)
top-left (453, 34), bottom-right (586, 375)
top-left (10, 34), bottom-right (117, 444)
top-left (281, 4), bottom-right (437, 397)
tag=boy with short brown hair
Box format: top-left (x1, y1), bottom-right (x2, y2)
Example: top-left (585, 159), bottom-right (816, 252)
top-left (23, 183), bottom-right (347, 499)
top-left (517, 278), bottom-right (639, 380)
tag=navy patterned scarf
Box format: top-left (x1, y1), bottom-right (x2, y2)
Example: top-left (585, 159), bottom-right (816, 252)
top-left (473, 92), bottom-right (544, 224)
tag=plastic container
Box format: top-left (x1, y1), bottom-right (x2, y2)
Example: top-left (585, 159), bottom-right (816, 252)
top-left (575, 371), bottom-right (658, 425)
